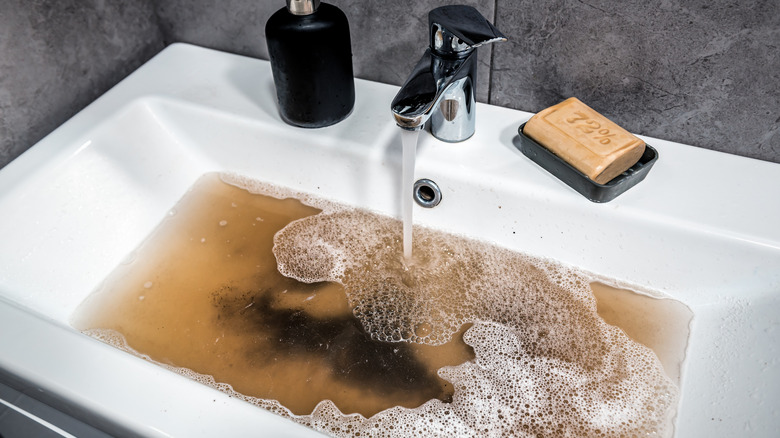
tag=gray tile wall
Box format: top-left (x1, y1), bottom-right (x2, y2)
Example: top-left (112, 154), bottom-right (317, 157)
top-left (491, 0), bottom-right (780, 162)
top-left (0, 0), bottom-right (164, 168)
top-left (155, 0), bottom-right (496, 102)
top-left (1, 0), bottom-right (778, 169)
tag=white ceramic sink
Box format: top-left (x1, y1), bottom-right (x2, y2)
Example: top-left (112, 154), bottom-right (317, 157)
top-left (0, 44), bottom-right (778, 437)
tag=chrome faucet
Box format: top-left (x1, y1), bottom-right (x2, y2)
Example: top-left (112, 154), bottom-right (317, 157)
top-left (391, 6), bottom-right (506, 142)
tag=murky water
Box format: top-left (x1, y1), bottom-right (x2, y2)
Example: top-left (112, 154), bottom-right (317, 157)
top-left (73, 173), bottom-right (691, 437)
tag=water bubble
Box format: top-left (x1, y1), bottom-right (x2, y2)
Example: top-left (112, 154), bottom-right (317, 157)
top-left (269, 206), bottom-right (679, 437)
top-left (121, 251), bottom-right (137, 265)
top-left (414, 322), bottom-right (432, 338)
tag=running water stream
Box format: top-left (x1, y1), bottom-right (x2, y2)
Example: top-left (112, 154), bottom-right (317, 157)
top-left (401, 129), bottom-right (420, 260)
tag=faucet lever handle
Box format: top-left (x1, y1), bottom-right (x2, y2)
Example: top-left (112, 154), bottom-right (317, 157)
top-left (429, 5), bottom-right (506, 57)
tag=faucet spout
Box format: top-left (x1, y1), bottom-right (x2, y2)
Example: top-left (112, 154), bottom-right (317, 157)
top-left (390, 5), bottom-right (506, 142)
top-left (391, 49), bottom-right (472, 132)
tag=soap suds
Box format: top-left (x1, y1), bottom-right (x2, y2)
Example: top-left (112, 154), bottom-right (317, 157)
top-left (86, 172), bottom-right (679, 437)
top-left (233, 174), bottom-right (679, 437)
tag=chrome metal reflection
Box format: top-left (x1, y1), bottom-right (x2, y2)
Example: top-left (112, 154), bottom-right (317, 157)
top-left (286, 0), bottom-right (320, 15)
top-left (390, 6), bottom-right (506, 142)
top-left (413, 179), bottom-right (442, 208)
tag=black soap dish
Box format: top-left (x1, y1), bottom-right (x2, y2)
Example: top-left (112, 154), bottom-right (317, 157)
top-left (515, 122), bottom-right (658, 203)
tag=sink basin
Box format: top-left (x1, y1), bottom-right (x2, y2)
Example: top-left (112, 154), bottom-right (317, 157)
top-left (0, 43), bottom-right (778, 437)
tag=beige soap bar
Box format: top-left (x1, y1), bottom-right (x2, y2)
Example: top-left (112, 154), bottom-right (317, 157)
top-left (523, 97), bottom-right (645, 184)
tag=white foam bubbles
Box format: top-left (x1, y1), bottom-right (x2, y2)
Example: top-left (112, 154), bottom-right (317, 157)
top-left (266, 205), bottom-right (678, 437)
top-left (124, 172), bottom-right (681, 437)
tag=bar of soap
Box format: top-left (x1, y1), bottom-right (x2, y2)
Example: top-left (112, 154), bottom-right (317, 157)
top-left (523, 97), bottom-right (645, 185)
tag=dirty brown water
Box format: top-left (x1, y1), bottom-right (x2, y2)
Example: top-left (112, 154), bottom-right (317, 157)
top-left (73, 173), bottom-right (693, 437)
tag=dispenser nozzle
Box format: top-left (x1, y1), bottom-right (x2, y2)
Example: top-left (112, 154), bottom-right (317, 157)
top-left (286, 0), bottom-right (320, 15)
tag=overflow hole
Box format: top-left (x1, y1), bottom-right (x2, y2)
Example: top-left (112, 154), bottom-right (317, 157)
top-left (413, 179), bottom-right (442, 208)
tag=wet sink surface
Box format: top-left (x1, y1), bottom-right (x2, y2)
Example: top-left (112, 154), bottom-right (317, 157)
top-left (0, 44), bottom-right (778, 437)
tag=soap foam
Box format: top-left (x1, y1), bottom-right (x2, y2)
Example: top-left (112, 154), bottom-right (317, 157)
top-left (267, 208), bottom-right (677, 437)
top-left (218, 174), bottom-right (678, 437)
top-left (91, 173), bottom-right (678, 437)
top-left (220, 172), bottom-right (344, 214)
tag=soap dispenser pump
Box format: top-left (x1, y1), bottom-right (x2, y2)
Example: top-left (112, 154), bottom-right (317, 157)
top-left (265, 0), bottom-right (355, 128)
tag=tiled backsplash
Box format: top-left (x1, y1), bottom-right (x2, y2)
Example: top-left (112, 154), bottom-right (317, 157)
top-left (1, 0), bottom-right (778, 168)
top-left (490, 0), bottom-right (780, 164)
top-left (0, 0), bottom-right (164, 167)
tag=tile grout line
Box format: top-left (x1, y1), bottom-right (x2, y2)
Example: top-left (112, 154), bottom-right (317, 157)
top-left (487, 0), bottom-right (499, 105)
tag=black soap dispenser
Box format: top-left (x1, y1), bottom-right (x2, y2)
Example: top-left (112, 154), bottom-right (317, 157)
top-left (265, 0), bottom-right (355, 128)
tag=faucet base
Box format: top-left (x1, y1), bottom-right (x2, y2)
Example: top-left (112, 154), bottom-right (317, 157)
top-left (430, 77), bottom-right (475, 142)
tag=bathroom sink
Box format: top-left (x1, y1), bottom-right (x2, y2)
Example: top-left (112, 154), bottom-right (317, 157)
top-left (0, 44), bottom-right (778, 437)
